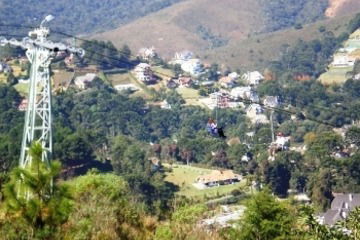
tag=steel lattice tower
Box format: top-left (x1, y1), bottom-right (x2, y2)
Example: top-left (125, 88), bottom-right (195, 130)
top-left (0, 16), bottom-right (84, 169)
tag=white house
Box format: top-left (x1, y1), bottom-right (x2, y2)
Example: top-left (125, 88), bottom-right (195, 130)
top-left (114, 83), bottom-right (139, 92)
top-left (263, 96), bottom-right (279, 108)
top-left (74, 73), bottom-right (97, 89)
top-left (242, 71), bottom-right (264, 85)
top-left (170, 51), bottom-right (202, 76)
top-left (138, 47), bottom-right (157, 60)
top-left (230, 87), bottom-right (259, 102)
top-left (181, 59), bottom-right (202, 76)
top-left (332, 53), bottom-right (354, 67)
top-left (228, 72), bottom-right (239, 80)
top-left (274, 133), bottom-right (290, 149)
top-left (134, 63), bottom-right (156, 83)
top-left (161, 100), bottom-right (172, 109)
top-left (174, 50), bottom-right (193, 61)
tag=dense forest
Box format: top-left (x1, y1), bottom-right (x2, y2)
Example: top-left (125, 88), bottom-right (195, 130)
top-left (259, 0), bottom-right (329, 31)
top-left (0, 0), bottom-right (182, 34)
top-left (0, 0), bottom-right (332, 37)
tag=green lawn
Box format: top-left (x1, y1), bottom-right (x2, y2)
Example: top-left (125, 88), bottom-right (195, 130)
top-left (106, 72), bottom-right (133, 85)
top-left (14, 82), bottom-right (29, 96)
top-left (318, 66), bottom-right (353, 85)
top-left (165, 164), bottom-right (245, 200)
top-left (176, 87), bottom-right (199, 99)
top-left (152, 66), bottom-right (175, 79)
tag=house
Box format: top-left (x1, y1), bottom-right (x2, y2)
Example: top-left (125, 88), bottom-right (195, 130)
top-left (209, 91), bottom-right (231, 109)
top-left (161, 100), bottom-right (172, 109)
top-left (242, 71), bottom-right (264, 86)
top-left (246, 104), bottom-right (269, 124)
top-left (268, 133), bottom-right (290, 160)
top-left (174, 50), bottom-right (193, 61)
top-left (148, 157), bottom-right (160, 171)
top-left (263, 96), bottom-right (279, 108)
top-left (138, 47), bottom-right (157, 60)
top-left (64, 53), bottom-right (74, 66)
top-left (0, 62), bottom-right (12, 73)
top-left (293, 193), bottom-right (311, 203)
top-left (170, 51), bottom-right (202, 76)
top-left (332, 53), bottom-right (354, 67)
top-left (178, 76), bottom-right (193, 87)
top-left (318, 193), bottom-right (360, 226)
top-left (196, 170), bottom-right (241, 188)
top-left (74, 73), bottom-right (97, 89)
top-left (166, 79), bottom-right (179, 89)
top-left (200, 80), bottom-right (215, 87)
top-left (219, 76), bottom-right (236, 88)
top-left (18, 78), bottom-right (29, 84)
top-left (114, 84), bottom-right (139, 92)
top-left (228, 72), bottom-right (239, 80)
top-left (230, 87), bottom-right (259, 102)
top-left (348, 49), bottom-right (360, 64)
top-left (134, 63), bottom-right (156, 83)
top-left (181, 58), bottom-right (202, 75)
top-left (18, 98), bottom-right (28, 111)
top-left (355, 73), bottom-right (360, 80)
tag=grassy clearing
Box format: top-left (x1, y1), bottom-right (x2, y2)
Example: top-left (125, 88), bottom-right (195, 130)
top-left (53, 70), bottom-right (74, 88)
top-left (165, 164), bottom-right (244, 200)
top-left (0, 73), bottom-right (7, 83)
top-left (106, 73), bottom-right (133, 85)
top-left (152, 66), bottom-right (175, 79)
top-left (176, 87), bottom-right (199, 99)
top-left (14, 82), bottom-right (29, 96)
top-left (318, 66), bottom-right (352, 85)
top-left (126, 73), bottom-right (154, 99)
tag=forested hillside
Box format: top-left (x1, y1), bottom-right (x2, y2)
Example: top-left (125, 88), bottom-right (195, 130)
top-left (260, 0), bottom-right (329, 31)
top-left (0, 0), bottom-right (181, 34)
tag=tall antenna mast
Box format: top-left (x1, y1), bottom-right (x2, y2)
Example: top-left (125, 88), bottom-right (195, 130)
top-left (0, 15), bottom-right (85, 169)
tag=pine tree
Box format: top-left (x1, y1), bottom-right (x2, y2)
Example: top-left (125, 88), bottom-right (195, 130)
top-left (0, 142), bottom-right (72, 239)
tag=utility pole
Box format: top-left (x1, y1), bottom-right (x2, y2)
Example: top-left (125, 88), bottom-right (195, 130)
top-left (270, 110), bottom-right (275, 143)
top-left (0, 16), bottom-right (84, 170)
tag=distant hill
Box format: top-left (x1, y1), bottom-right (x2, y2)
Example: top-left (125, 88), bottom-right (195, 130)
top-left (0, 0), bottom-right (182, 34)
top-left (202, 13), bottom-right (358, 70)
top-left (94, 0), bottom-right (266, 57)
top-left (93, 0), bottom-right (360, 69)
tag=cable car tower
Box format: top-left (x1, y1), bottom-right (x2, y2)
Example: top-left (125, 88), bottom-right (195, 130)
top-left (0, 16), bottom-right (84, 169)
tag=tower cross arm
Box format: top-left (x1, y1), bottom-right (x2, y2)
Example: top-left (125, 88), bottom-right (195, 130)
top-left (0, 36), bottom-right (85, 58)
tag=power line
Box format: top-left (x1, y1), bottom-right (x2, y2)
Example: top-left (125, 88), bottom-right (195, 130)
top-left (0, 23), bottom-right (176, 78)
top-left (238, 97), bottom-right (338, 128)
top-left (0, 24), bottom-right (348, 127)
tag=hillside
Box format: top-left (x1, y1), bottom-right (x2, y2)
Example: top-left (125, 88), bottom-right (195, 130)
top-left (94, 0), bottom-right (266, 57)
top-left (93, 0), bottom-right (360, 68)
top-left (203, 13), bottom-right (358, 70)
top-left (0, 0), bottom-right (181, 34)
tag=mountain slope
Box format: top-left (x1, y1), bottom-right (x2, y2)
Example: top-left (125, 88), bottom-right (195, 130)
top-left (0, 0), bottom-right (182, 34)
top-left (202, 13), bottom-right (358, 70)
top-left (94, 0), bottom-right (266, 57)
top-left (93, 0), bottom-right (360, 70)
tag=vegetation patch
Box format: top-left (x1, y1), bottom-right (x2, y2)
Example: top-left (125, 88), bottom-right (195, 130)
top-left (165, 164), bottom-right (244, 200)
